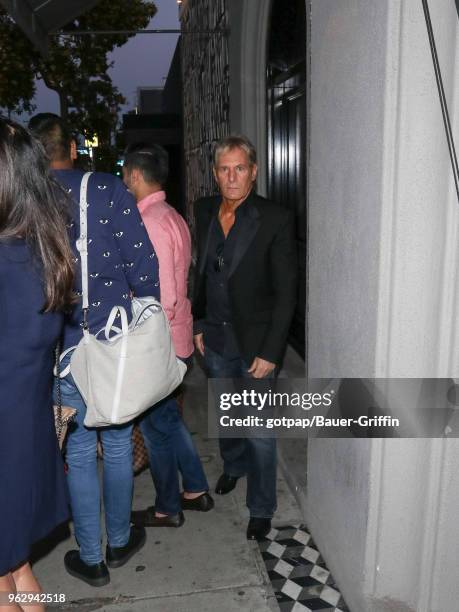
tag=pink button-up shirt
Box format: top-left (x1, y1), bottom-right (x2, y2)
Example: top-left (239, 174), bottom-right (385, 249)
top-left (137, 191), bottom-right (193, 358)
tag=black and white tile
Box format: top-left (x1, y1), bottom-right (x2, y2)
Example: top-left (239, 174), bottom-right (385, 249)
top-left (258, 524), bottom-right (350, 612)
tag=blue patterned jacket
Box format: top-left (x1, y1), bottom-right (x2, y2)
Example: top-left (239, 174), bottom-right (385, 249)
top-left (54, 169), bottom-right (160, 350)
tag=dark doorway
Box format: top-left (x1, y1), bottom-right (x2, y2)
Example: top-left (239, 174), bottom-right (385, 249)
top-left (267, 0), bottom-right (307, 359)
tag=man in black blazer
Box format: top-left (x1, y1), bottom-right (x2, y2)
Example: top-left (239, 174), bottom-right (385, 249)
top-left (193, 135), bottom-right (297, 540)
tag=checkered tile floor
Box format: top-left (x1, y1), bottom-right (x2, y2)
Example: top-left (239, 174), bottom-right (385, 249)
top-left (258, 525), bottom-right (350, 612)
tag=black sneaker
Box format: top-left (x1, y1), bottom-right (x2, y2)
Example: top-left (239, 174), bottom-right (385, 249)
top-left (106, 525), bottom-right (146, 568)
top-left (64, 550), bottom-right (110, 587)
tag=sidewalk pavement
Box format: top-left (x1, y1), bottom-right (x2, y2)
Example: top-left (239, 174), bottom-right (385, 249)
top-left (34, 349), bottom-right (305, 612)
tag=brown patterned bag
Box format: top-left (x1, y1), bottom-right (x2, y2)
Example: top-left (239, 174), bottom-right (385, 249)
top-left (54, 346), bottom-right (76, 450)
top-left (132, 423), bottom-right (149, 474)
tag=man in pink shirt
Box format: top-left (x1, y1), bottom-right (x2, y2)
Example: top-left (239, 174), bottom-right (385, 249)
top-left (123, 143), bottom-right (213, 527)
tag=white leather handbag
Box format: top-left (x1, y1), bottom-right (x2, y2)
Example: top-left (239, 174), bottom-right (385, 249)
top-left (60, 173), bottom-right (186, 427)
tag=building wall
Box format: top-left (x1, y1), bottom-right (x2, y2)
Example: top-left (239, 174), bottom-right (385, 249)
top-left (307, 0), bottom-right (386, 380)
top-left (137, 87), bottom-right (163, 114)
top-left (180, 0), bottom-right (229, 227)
top-left (307, 1), bottom-right (459, 610)
top-left (163, 40), bottom-right (182, 115)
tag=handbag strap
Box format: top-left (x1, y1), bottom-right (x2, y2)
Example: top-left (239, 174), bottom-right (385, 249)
top-left (54, 345), bottom-right (77, 378)
top-left (105, 305), bottom-right (129, 340)
top-left (76, 172), bottom-right (92, 333)
top-left (131, 299), bottom-right (162, 329)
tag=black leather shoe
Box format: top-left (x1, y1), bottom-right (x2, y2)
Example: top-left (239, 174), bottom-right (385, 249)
top-left (106, 525), bottom-right (146, 568)
top-left (131, 506), bottom-right (185, 528)
top-left (181, 492), bottom-right (214, 512)
top-left (215, 473), bottom-right (239, 495)
top-left (246, 517), bottom-right (272, 541)
top-left (64, 550), bottom-right (110, 587)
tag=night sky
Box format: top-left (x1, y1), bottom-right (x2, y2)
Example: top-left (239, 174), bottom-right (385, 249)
top-left (33, 0), bottom-right (180, 116)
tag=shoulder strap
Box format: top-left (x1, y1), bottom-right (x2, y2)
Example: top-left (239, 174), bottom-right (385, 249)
top-left (76, 172), bottom-right (92, 329)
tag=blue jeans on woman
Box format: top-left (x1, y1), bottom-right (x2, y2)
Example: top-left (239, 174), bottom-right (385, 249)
top-left (57, 356), bottom-right (133, 565)
top-left (204, 345), bottom-right (277, 519)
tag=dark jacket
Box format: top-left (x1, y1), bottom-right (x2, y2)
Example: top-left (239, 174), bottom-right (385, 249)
top-left (192, 190), bottom-right (297, 365)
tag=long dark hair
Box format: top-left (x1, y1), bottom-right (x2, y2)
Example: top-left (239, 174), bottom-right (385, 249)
top-left (0, 116), bottom-right (74, 311)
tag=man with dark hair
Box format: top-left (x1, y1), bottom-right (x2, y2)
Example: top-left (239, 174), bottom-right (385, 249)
top-left (123, 142), bottom-right (169, 186)
top-left (29, 114), bottom-right (159, 587)
top-left (193, 134), bottom-right (297, 540)
top-left (123, 142), bottom-right (213, 529)
top-left (28, 113), bottom-right (74, 163)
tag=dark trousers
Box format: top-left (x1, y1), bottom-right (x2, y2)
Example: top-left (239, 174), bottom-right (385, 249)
top-left (204, 345), bottom-right (277, 518)
top-left (139, 395), bottom-right (209, 514)
top-left (139, 356), bottom-right (209, 515)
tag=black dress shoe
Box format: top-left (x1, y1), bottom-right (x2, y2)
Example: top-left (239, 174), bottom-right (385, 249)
top-left (246, 517), bottom-right (272, 541)
top-left (181, 492), bottom-right (214, 512)
top-left (106, 525), bottom-right (146, 568)
top-left (64, 550), bottom-right (110, 587)
top-left (131, 505), bottom-right (185, 527)
top-left (215, 473), bottom-right (239, 495)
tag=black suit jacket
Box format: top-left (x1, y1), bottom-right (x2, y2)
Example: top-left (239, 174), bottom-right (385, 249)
top-left (192, 190), bottom-right (297, 365)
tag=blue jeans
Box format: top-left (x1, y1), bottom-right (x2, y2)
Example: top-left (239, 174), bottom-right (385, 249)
top-left (57, 357), bottom-right (133, 565)
top-left (139, 394), bottom-right (209, 515)
top-left (204, 345), bottom-right (277, 518)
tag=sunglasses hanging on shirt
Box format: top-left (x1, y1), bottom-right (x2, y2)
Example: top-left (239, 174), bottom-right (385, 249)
top-left (214, 243), bottom-right (225, 272)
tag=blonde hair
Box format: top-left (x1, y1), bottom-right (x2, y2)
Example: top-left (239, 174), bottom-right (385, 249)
top-left (213, 134), bottom-right (257, 167)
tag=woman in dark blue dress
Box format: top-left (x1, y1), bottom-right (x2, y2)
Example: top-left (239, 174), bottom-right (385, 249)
top-left (0, 117), bottom-right (74, 611)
